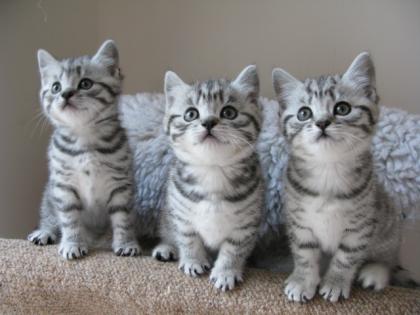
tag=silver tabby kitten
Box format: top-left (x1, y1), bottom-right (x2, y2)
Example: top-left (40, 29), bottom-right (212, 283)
top-left (152, 66), bottom-right (263, 291)
top-left (273, 53), bottom-right (402, 302)
top-left (28, 40), bottom-right (141, 259)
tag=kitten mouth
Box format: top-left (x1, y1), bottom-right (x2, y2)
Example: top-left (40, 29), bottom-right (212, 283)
top-left (62, 102), bottom-right (78, 110)
top-left (316, 132), bottom-right (330, 141)
top-left (201, 132), bottom-right (219, 143)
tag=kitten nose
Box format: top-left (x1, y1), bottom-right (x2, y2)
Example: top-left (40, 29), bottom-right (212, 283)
top-left (61, 89), bottom-right (76, 100)
top-left (315, 120), bottom-right (331, 131)
top-left (201, 117), bottom-right (219, 131)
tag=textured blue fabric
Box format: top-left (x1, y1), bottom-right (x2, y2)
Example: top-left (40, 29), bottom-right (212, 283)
top-left (120, 93), bottom-right (420, 244)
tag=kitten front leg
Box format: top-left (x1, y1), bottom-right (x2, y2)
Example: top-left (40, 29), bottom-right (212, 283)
top-left (28, 188), bottom-right (59, 246)
top-left (210, 233), bottom-right (257, 291)
top-left (319, 231), bottom-right (371, 302)
top-left (285, 228), bottom-right (321, 302)
top-left (177, 231), bottom-right (211, 277)
top-left (107, 187), bottom-right (141, 256)
top-left (53, 184), bottom-right (88, 259)
top-left (110, 210), bottom-right (141, 256)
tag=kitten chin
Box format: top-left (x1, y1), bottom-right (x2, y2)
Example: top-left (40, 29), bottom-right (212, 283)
top-left (174, 142), bottom-right (252, 167)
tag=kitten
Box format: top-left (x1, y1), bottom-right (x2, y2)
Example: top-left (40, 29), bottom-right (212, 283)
top-left (28, 40), bottom-right (141, 259)
top-left (273, 53), bottom-right (403, 302)
top-left (152, 66), bottom-right (263, 291)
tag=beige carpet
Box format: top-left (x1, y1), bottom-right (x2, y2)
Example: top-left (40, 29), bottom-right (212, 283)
top-left (0, 239), bottom-right (419, 314)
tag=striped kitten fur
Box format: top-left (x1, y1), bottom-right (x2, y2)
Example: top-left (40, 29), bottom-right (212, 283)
top-left (273, 53), bottom-right (403, 302)
top-left (28, 40), bottom-right (141, 259)
top-left (152, 66), bottom-right (263, 291)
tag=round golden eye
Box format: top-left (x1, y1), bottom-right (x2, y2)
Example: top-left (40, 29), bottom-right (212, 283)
top-left (297, 106), bottom-right (312, 121)
top-left (78, 78), bottom-right (93, 90)
top-left (51, 82), bottom-right (61, 94)
top-left (334, 101), bottom-right (352, 116)
top-left (184, 107), bottom-right (199, 122)
top-left (220, 106), bottom-right (238, 120)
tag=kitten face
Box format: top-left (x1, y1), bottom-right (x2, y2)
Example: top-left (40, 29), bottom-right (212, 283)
top-left (164, 66), bottom-right (260, 165)
top-left (37, 40), bottom-right (122, 130)
top-left (273, 52), bottom-right (379, 157)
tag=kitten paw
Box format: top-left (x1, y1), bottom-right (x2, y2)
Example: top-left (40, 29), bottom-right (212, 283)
top-left (28, 229), bottom-right (57, 246)
top-left (210, 268), bottom-right (243, 291)
top-left (358, 263), bottom-right (389, 291)
top-left (152, 244), bottom-right (178, 262)
top-left (59, 242), bottom-right (88, 260)
top-left (284, 273), bottom-right (318, 302)
top-left (179, 259), bottom-right (211, 277)
top-left (319, 277), bottom-right (351, 302)
top-left (113, 242), bottom-right (141, 257)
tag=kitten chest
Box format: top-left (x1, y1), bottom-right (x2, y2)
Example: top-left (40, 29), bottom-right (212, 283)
top-left (192, 200), bottom-right (239, 250)
top-left (73, 154), bottom-right (115, 210)
top-left (302, 197), bottom-right (347, 253)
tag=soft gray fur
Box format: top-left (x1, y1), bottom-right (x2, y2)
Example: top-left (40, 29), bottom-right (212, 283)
top-left (151, 66), bottom-right (263, 291)
top-left (273, 52), bottom-right (402, 302)
top-left (119, 96), bottom-right (420, 245)
top-left (28, 40), bottom-right (141, 259)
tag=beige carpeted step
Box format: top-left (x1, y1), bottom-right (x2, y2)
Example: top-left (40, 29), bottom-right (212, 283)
top-left (0, 239), bottom-right (419, 314)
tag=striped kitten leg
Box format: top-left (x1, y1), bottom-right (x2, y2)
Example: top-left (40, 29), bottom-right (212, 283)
top-left (153, 208), bottom-right (179, 262)
top-left (28, 189), bottom-right (59, 245)
top-left (319, 224), bottom-right (373, 302)
top-left (108, 186), bottom-right (141, 256)
top-left (51, 184), bottom-right (88, 260)
top-left (110, 211), bottom-right (141, 256)
top-left (177, 231), bottom-right (211, 277)
top-left (210, 231), bottom-right (258, 291)
top-left (285, 224), bottom-right (321, 302)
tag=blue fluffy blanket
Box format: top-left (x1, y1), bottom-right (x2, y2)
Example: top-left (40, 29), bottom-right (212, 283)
top-left (119, 93), bottom-right (420, 246)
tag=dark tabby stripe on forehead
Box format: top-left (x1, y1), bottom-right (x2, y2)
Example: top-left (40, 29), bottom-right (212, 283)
top-left (304, 75), bottom-right (338, 104)
top-left (194, 79), bottom-right (228, 104)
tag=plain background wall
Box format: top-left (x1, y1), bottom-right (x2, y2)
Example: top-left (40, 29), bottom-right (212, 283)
top-left (1, 0), bottom-right (419, 278)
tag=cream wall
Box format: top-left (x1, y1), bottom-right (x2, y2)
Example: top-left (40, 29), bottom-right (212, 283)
top-left (1, 0), bottom-right (419, 278)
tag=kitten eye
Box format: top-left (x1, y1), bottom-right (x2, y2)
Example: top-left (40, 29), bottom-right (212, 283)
top-left (334, 101), bottom-right (352, 116)
top-left (184, 107), bottom-right (199, 122)
top-left (51, 82), bottom-right (61, 94)
top-left (78, 78), bottom-right (93, 90)
top-left (220, 106), bottom-right (238, 120)
top-left (297, 107), bottom-right (312, 121)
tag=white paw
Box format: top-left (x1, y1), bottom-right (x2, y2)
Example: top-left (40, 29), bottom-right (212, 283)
top-left (28, 229), bottom-right (57, 246)
top-left (59, 242), bottom-right (88, 260)
top-left (113, 241), bottom-right (141, 257)
top-left (179, 258), bottom-right (211, 277)
top-left (358, 263), bottom-right (389, 291)
top-left (210, 268), bottom-right (243, 291)
top-left (284, 273), bottom-right (318, 302)
top-left (152, 244), bottom-right (178, 261)
top-left (319, 278), bottom-right (351, 302)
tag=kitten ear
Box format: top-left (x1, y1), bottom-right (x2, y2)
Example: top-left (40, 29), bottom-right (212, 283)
top-left (37, 49), bottom-right (58, 72)
top-left (164, 71), bottom-right (187, 95)
top-left (164, 71), bottom-right (188, 107)
top-left (231, 65), bottom-right (259, 100)
top-left (342, 52), bottom-right (376, 88)
top-left (272, 68), bottom-right (301, 98)
top-left (92, 40), bottom-right (119, 72)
